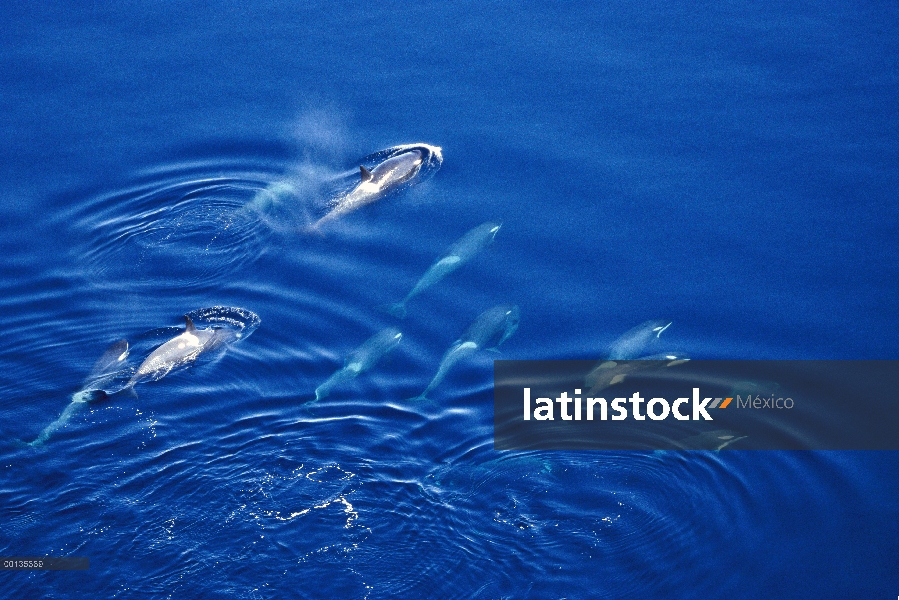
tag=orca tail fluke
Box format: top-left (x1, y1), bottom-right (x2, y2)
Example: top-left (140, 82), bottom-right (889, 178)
top-left (20, 432), bottom-right (50, 449)
top-left (11, 437), bottom-right (35, 450)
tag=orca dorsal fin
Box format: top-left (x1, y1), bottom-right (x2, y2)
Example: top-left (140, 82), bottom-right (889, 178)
top-left (185, 316), bottom-right (197, 333)
top-left (360, 165), bottom-right (373, 183)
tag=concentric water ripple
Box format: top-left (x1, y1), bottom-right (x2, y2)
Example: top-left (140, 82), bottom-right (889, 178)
top-left (61, 170), bottom-right (276, 291)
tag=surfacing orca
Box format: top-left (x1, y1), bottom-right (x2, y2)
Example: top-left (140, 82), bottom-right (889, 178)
top-left (314, 327), bottom-right (403, 401)
top-left (310, 146), bottom-right (432, 230)
top-left (411, 305), bottom-right (519, 401)
top-left (387, 221), bottom-right (502, 318)
top-left (127, 316), bottom-right (235, 388)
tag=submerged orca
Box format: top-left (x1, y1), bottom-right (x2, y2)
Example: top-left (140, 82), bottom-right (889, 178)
top-left (608, 320), bottom-right (671, 360)
top-left (314, 327), bottom-right (403, 401)
top-left (26, 339), bottom-right (131, 447)
top-left (411, 305), bottom-right (520, 401)
top-left (387, 221), bottom-right (502, 318)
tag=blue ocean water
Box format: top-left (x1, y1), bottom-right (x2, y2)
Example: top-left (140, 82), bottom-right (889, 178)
top-left (1, 1), bottom-right (897, 597)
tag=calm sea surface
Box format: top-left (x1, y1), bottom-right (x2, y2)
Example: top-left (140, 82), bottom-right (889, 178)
top-left (1, 2), bottom-right (897, 597)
